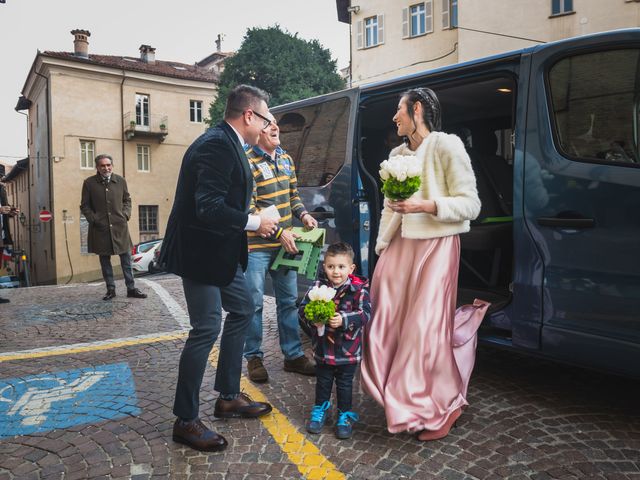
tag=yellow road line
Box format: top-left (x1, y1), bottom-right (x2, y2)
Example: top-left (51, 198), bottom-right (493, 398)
top-left (208, 351), bottom-right (345, 480)
top-left (4, 273), bottom-right (344, 480)
top-left (0, 331), bottom-right (187, 363)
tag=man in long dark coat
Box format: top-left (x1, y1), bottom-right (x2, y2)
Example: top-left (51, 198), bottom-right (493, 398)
top-left (80, 154), bottom-right (146, 300)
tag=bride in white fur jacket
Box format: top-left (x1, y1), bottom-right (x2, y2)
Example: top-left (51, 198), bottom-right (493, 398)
top-left (361, 87), bottom-right (490, 442)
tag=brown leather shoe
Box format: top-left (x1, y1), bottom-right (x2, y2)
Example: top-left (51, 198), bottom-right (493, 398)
top-left (247, 357), bottom-right (269, 383)
top-left (214, 392), bottom-right (272, 419)
top-left (284, 355), bottom-right (316, 376)
top-left (172, 418), bottom-right (228, 452)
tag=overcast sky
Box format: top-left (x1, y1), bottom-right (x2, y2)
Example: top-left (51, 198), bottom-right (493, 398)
top-left (0, 0), bottom-right (350, 166)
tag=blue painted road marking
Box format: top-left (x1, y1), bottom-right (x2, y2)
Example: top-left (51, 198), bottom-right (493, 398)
top-left (0, 363), bottom-right (140, 438)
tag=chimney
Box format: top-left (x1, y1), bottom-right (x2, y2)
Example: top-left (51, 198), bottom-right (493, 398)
top-left (139, 45), bottom-right (156, 64)
top-left (70, 29), bottom-right (91, 58)
top-left (215, 33), bottom-right (225, 53)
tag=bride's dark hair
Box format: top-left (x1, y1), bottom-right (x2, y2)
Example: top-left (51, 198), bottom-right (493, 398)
top-left (401, 87), bottom-right (442, 142)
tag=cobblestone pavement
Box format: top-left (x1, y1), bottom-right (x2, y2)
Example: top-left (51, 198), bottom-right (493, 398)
top-left (0, 274), bottom-right (638, 480)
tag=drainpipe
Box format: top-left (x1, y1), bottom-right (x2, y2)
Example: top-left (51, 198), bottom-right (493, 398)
top-left (121, 69), bottom-right (126, 178)
top-left (34, 67), bottom-right (56, 274)
top-left (16, 110), bottom-right (33, 277)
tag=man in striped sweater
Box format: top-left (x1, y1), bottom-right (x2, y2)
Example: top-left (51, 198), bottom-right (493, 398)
top-left (243, 112), bottom-right (318, 383)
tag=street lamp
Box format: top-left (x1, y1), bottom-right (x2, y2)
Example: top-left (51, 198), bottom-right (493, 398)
top-left (18, 212), bottom-right (41, 232)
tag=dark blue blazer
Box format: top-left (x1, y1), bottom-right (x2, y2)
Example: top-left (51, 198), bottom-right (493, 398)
top-left (160, 121), bottom-right (253, 286)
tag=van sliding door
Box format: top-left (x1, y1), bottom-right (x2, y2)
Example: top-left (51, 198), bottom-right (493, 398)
top-left (526, 33), bottom-right (640, 377)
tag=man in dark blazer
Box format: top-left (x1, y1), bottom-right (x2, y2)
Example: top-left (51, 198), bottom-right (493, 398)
top-left (80, 154), bottom-right (147, 301)
top-left (161, 85), bottom-right (279, 452)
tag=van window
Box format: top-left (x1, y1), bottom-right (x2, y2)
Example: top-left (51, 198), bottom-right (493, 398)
top-left (275, 97), bottom-right (351, 187)
top-left (548, 49), bottom-right (640, 165)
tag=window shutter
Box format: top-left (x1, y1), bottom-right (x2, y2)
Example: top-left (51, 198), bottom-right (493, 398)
top-left (356, 20), bottom-right (363, 49)
top-left (442, 0), bottom-right (450, 29)
top-left (402, 7), bottom-right (409, 38)
top-left (378, 14), bottom-right (385, 45)
top-left (426, 0), bottom-right (434, 33)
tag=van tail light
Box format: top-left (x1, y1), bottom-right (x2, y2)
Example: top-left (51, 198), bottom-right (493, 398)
top-left (133, 256), bottom-right (141, 263)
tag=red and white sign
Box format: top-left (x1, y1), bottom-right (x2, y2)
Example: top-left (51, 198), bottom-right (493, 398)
top-left (39, 210), bottom-right (52, 222)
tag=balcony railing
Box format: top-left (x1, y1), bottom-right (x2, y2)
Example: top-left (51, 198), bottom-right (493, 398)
top-left (123, 112), bottom-right (168, 142)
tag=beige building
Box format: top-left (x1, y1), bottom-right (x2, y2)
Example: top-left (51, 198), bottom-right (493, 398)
top-left (7, 29), bottom-right (224, 285)
top-left (337, 0), bottom-right (640, 86)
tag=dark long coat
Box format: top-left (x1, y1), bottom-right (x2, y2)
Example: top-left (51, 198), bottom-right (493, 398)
top-left (0, 184), bottom-right (13, 248)
top-left (80, 173), bottom-right (133, 255)
top-left (160, 122), bottom-right (252, 286)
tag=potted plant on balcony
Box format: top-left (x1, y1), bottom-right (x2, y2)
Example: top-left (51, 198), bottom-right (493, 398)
top-left (159, 123), bottom-right (167, 131)
top-left (129, 120), bottom-right (136, 129)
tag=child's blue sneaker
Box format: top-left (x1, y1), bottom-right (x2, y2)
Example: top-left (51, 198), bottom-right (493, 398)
top-left (306, 401), bottom-right (331, 434)
top-left (335, 410), bottom-right (359, 439)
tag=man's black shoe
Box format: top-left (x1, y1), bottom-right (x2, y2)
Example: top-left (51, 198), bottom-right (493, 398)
top-left (103, 289), bottom-right (116, 301)
top-left (172, 418), bottom-right (228, 452)
top-left (127, 288), bottom-right (147, 299)
top-left (0, 297), bottom-right (9, 304)
top-left (214, 392), bottom-right (272, 418)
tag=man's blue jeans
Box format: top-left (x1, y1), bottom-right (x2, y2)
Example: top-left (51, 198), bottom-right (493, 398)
top-left (244, 250), bottom-right (303, 361)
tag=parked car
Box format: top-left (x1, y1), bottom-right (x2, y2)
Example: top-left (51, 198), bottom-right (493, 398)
top-left (270, 29), bottom-right (640, 378)
top-left (132, 239), bottom-right (162, 273)
top-left (148, 241), bottom-right (165, 273)
top-left (0, 275), bottom-right (19, 288)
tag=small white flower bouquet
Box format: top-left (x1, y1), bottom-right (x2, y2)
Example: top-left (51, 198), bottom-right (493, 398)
top-left (379, 155), bottom-right (422, 200)
top-left (304, 285), bottom-right (337, 336)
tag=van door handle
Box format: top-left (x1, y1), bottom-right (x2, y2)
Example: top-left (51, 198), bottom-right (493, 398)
top-left (536, 216), bottom-right (595, 228)
top-left (309, 210), bottom-right (335, 220)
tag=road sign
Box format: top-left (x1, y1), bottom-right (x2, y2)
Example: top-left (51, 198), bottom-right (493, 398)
top-left (39, 210), bottom-right (52, 222)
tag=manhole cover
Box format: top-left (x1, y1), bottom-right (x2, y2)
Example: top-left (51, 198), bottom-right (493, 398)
top-left (62, 301), bottom-right (129, 316)
top-left (20, 301), bottom-right (130, 323)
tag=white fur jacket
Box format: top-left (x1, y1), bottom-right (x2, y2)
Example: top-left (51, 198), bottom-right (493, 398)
top-left (375, 131), bottom-right (481, 255)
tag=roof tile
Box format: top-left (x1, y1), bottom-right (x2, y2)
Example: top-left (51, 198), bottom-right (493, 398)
top-left (42, 51), bottom-right (219, 82)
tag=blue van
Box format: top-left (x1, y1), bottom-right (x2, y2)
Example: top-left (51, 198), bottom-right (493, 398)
top-left (271, 29), bottom-right (640, 378)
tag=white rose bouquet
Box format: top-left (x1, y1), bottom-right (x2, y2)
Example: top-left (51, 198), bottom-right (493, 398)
top-left (379, 155), bottom-right (422, 200)
top-left (304, 285), bottom-right (337, 336)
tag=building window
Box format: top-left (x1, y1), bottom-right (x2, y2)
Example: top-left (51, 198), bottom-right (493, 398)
top-left (357, 15), bottom-right (385, 49)
top-left (404, 2), bottom-right (433, 38)
top-left (451, 0), bottom-right (458, 27)
top-left (80, 140), bottom-right (95, 169)
top-left (365, 16), bottom-right (378, 47)
top-left (411, 4), bottom-right (426, 36)
top-left (136, 94), bottom-right (150, 127)
top-left (442, 0), bottom-right (457, 28)
top-left (137, 145), bottom-right (150, 172)
top-left (190, 100), bottom-right (203, 123)
top-left (139, 205), bottom-right (158, 233)
top-left (551, 0), bottom-right (573, 15)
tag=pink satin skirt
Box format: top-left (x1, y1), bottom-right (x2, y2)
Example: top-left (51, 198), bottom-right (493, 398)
top-left (361, 233), bottom-right (489, 433)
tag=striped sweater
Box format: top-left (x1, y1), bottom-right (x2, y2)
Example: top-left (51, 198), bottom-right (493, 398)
top-left (246, 144), bottom-right (307, 251)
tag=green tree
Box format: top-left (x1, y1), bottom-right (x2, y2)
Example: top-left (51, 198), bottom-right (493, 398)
top-left (208, 25), bottom-right (345, 124)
